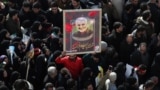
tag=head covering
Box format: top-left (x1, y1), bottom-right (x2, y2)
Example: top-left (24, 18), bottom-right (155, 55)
top-left (101, 41), bottom-right (108, 51)
top-left (48, 66), bottom-right (57, 74)
top-left (109, 72), bottom-right (117, 82)
top-left (0, 55), bottom-right (7, 64)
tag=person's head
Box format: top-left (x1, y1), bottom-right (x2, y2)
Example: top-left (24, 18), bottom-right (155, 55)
top-left (143, 80), bottom-right (155, 90)
top-left (113, 22), bottom-right (123, 33)
top-left (47, 66), bottom-right (57, 79)
top-left (45, 82), bottom-right (54, 90)
top-left (101, 41), bottom-right (108, 51)
top-left (137, 64), bottom-right (147, 75)
top-left (22, 1), bottom-right (31, 12)
top-left (13, 79), bottom-right (30, 90)
top-left (139, 42), bottom-right (147, 54)
top-left (43, 47), bottom-right (51, 56)
top-left (0, 2), bottom-right (5, 10)
top-left (140, 2), bottom-right (149, 12)
top-left (75, 17), bottom-right (88, 33)
top-left (109, 72), bottom-right (117, 83)
top-left (81, 67), bottom-right (93, 79)
top-left (71, 0), bottom-right (80, 9)
top-left (0, 85), bottom-right (9, 90)
top-left (114, 62), bottom-right (126, 73)
top-left (126, 34), bottom-right (133, 44)
top-left (66, 78), bottom-right (77, 90)
top-left (92, 53), bottom-right (100, 62)
top-left (31, 21), bottom-right (42, 32)
top-left (150, 76), bottom-right (159, 85)
top-left (51, 2), bottom-right (59, 14)
top-left (37, 14), bottom-right (47, 23)
top-left (142, 10), bottom-right (151, 21)
top-left (136, 25), bottom-right (145, 36)
top-left (9, 9), bottom-right (18, 20)
top-left (69, 54), bottom-right (77, 60)
top-left (10, 71), bottom-right (21, 85)
top-left (124, 3), bottom-right (133, 13)
top-left (0, 55), bottom-right (8, 67)
top-left (32, 2), bottom-right (41, 13)
top-left (127, 76), bottom-right (137, 86)
top-left (102, 26), bottom-right (110, 36)
top-left (56, 87), bottom-right (65, 90)
top-left (0, 29), bottom-right (10, 40)
top-left (52, 26), bottom-right (61, 36)
top-left (60, 67), bottom-right (71, 79)
top-left (84, 81), bottom-right (94, 90)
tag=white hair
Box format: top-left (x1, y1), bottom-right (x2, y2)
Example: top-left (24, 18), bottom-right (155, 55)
top-left (47, 66), bottom-right (57, 74)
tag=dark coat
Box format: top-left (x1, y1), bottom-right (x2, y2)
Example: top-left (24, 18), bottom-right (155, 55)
top-left (130, 49), bottom-right (149, 67)
top-left (106, 30), bottom-right (124, 53)
top-left (5, 17), bottom-right (21, 35)
top-left (150, 53), bottom-right (160, 87)
top-left (119, 40), bottom-right (135, 64)
top-left (46, 10), bottom-right (63, 30)
top-left (18, 9), bottom-right (32, 23)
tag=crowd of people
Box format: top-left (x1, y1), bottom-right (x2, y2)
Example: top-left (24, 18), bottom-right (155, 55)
top-left (0, 0), bottom-right (160, 90)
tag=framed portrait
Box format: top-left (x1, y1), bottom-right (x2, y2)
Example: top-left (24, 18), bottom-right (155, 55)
top-left (63, 9), bottom-right (102, 54)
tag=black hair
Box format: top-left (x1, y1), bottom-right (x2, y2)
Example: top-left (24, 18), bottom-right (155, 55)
top-left (13, 79), bottom-right (29, 90)
top-left (9, 9), bottom-right (18, 18)
top-left (137, 25), bottom-right (145, 32)
top-left (84, 81), bottom-right (93, 89)
top-left (51, 2), bottom-right (58, 7)
top-left (22, 1), bottom-right (30, 7)
top-left (142, 10), bottom-right (151, 20)
top-left (124, 3), bottom-right (133, 11)
top-left (113, 22), bottom-right (123, 30)
top-left (140, 2), bottom-right (148, 11)
top-left (52, 26), bottom-right (60, 35)
top-left (0, 85), bottom-right (9, 90)
top-left (22, 20), bottom-right (32, 28)
top-left (32, 1), bottom-right (41, 8)
top-left (143, 80), bottom-right (155, 89)
top-left (127, 76), bottom-right (137, 85)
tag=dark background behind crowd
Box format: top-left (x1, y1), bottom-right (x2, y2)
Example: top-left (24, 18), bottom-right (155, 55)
top-left (0, 0), bottom-right (160, 90)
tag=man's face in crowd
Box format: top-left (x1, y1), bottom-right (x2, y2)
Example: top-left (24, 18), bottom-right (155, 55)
top-left (118, 25), bottom-right (123, 32)
top-left (139, 44), bottom-right (147, 54)
top-left (126, 34), bottom-right (133, 44)
top-left (69, 54), bottom-right (76, 60)
top-left (12, 14), bottom-right (18, 20)
top-left (75, 17), bottom-right (88, 33)
top-left (23, 7), bottom-right (30, 12)
top-left (87, 84), bottom-right (94, 90)
top-left (71, 0), bottom-right (80, 8)
top-left (51, 7), bottom-right (58, 14)
top-left (32, 8), bottom-right (40, 13)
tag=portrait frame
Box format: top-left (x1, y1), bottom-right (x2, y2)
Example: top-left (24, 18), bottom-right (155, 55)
top-left (63, 9), bottom-right (102, 55)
